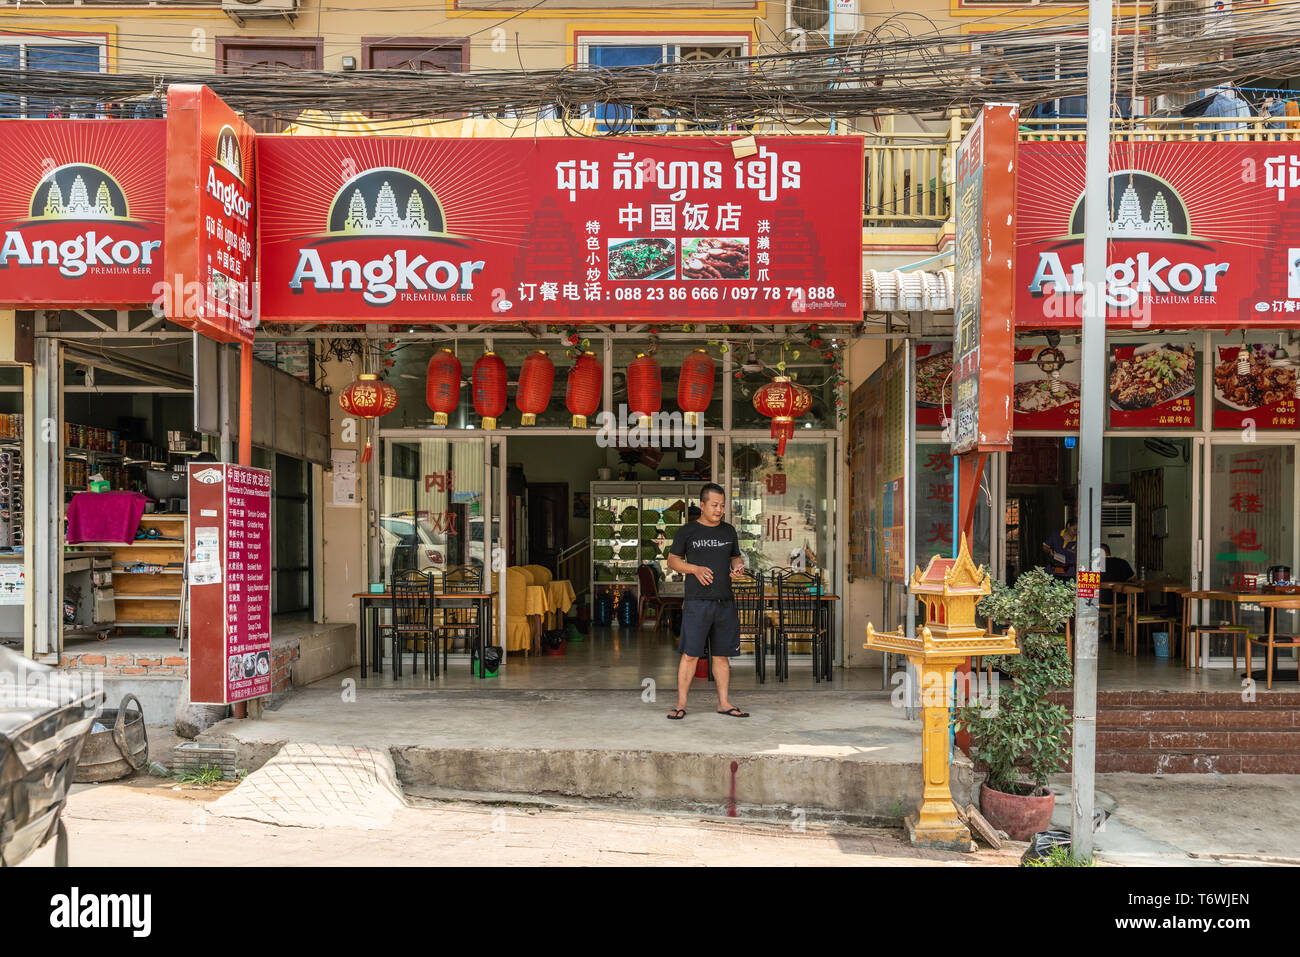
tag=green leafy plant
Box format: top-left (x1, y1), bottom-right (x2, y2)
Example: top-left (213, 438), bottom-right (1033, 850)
top-left (955, 569), bottom-right (1075, 796)
top-left (173, 765), bottom-right (225, 786)
top-left (1023, 846), bottom-right (1095, 867)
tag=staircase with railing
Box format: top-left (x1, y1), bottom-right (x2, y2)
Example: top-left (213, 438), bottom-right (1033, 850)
top-left (557, 539), bottom-right (590, 605)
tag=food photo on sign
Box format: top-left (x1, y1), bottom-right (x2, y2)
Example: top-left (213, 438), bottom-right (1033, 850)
top-left (1012, 339), bottom-right (1080, 430)
top-left (914, 342), bottom-right (952, 429)
top-left (1108, 342), bottom-right (1197, 428)
top-left (1212, 341), bottom-right (1300, 429)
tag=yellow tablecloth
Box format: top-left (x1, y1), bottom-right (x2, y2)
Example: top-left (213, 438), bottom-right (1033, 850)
top-left (545, 579), bottom-right (576, 627)
top-left (523, 585), bottom-right (550, 618)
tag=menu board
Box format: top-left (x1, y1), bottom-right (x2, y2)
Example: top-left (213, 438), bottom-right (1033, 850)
top-left (187, 463), bottom-right (272, 705)
top-left (915, 342), bottom-right (952, 429)
top-left (1013, 343), bottom-right (1080, 430)
top-left (1108, 342), bottom-right (1197, 428)
top-left (1211, 343), bottom-right (1299, 430)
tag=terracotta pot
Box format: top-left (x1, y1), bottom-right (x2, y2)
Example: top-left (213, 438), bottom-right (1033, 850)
top-left (979, 782), bottom-right (1055, 842)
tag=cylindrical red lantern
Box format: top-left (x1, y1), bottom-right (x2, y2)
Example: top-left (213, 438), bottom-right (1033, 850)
top-left (338, 373), bottom-right (398, 463)
top-left (676, 348), bottom-right (715, 427)
top-left (753, 376), bottom-right (812, 456)
top-left (472, 351), bottom-right (507, 429)
top-left (425, 348), bottom-right (462, 427)
top-left (516, 350), bottom-right (555, 426)
top-left (627, 353), bottom-right (662, 429)
top-left (566, 351), bottom-right (603, 428)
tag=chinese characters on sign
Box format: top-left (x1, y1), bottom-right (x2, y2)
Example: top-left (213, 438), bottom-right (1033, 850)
top-left (1212, 344), bottom-right (1299, 430)
top-left (951, 104), bottom-right (1017, 455)
top-left (257, 137), bottom-right (863, 323)
top-left (188, 463), bottom-right (272, 705)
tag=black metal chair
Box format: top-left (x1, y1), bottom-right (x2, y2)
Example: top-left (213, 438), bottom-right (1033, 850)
top-left (432, 564), bottom-right (483, 674)
top-left (771, 569), bottom-right (828, 683)
top-left (733, 572), bottom-right (767, 684)
top-left (380, 569), bottom-right (435, 678)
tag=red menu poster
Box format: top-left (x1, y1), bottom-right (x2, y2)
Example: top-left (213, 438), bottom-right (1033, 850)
top-left (915, 342), bottom-right (952, 429)
top-left (187, 463), bottom-right (272, 704)
top-left (1211, 344), bottom-right (1299, 430)
top-left (1013, 343), bottom-right (1080, 430)
top-left (1108, 342), bottom-right (1196, 428)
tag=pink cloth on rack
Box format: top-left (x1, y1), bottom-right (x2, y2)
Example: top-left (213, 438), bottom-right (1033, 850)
top-left (65, 491), bottom-right (149, 544)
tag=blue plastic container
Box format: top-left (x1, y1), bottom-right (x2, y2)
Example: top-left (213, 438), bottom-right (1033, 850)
top-left (1153, 632), bottom-right (1170, 658)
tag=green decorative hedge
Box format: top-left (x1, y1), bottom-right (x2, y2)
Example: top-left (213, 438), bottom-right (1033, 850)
top-left (593, 508), bottom-right (615, 524)
top-left (618, 545), bottom-right (638, 561)
top-left (619, 525), bottom-right (639, 540)
top-left (594, 545), bottom-right (614, 561)
top-left (663, 524), bottom-right (681, 540)
top-left (593, 524), bottom-right (615, 540)
top-left (641, 509), bottom-right (660, 525)
top-left (662, 509), bottom-right (681, 524)
top-left (620, 506), bottom-right (639, 523)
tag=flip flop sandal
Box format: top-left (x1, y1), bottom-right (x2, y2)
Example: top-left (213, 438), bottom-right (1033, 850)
top-left (666, 708), bottom-right (687, 720)
top-left (717, 706), bottom-right (750, 718)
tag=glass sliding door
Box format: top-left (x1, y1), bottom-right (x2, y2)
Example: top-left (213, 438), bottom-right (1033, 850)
top-left (727, 437), bottom-right (833, 578)
top-left (378, 435), bottom-right (489, 581)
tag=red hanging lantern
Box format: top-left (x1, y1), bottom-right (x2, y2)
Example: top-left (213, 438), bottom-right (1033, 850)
top-left (753, 376), bottom-right (812, 456)
top-left (627, 353), bottom-right (662, 429)
top-left (471, 351), bottom-right (507, 429)
top-left (566, 351), bottom-right (603, 428)
top-left (425, 348), bottom-right (462, 427)
top-left (676, 348), bottom-right (715, 427)
top-left (516, 350), bottom-right (555, 426)
top-left (338, 373), bottom-right (398, 463)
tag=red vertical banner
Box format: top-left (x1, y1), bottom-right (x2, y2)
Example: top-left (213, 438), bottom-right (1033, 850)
top-left (165, 85), bottom-right (257, 343)
top-left (187, 463), bottom-right (271, 705)
top-left (952, 103), bottom-right (1017, 455)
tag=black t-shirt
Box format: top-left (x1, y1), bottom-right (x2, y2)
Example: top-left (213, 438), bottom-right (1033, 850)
top-left (1101, 556), bottom-right (1134, 583)
top-left (669, 520), bottom-right (741, 601)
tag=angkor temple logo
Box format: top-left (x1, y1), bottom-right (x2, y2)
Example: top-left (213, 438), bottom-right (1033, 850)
top-left (326, 167), bottom-right (445, 237)
top-left (30, 164), bottom-right (130, 222)
top-left (215, 125), bottom-right (243, 181)
top-left (1067, 170), bottom-right (1192, 241)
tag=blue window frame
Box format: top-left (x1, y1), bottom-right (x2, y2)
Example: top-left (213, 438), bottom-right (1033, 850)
top-left (0, 41), bottom-right (102, 118)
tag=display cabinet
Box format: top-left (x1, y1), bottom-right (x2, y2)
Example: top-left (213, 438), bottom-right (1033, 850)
top-left (590, 481), bottom-right (696, 611)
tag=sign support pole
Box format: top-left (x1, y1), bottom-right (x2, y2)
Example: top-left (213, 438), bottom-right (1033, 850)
top-left (1072, 0), bottom-right (1113, 861)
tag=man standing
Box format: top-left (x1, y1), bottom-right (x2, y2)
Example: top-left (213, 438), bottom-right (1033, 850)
top-left (665, 482), bottom-right (748, 719)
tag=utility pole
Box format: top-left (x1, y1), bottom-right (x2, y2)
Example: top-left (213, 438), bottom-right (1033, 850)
top-left (1072, 0), bottom-right (1114, 860)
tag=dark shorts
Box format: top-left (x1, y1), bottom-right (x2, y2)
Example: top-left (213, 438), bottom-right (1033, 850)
top-left (677, 598), bottom-right (741, 658)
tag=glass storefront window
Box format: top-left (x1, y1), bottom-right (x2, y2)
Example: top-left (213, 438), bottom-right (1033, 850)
top-left (727, 439), bottom-right (831, 577)
top-left (379, 437), bottom-right (487, 581)
top-left (1208, 444), bottom-right (1294, 591)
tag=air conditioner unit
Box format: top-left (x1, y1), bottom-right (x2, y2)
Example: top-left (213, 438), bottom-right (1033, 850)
top-left (1155, 0), bottom-right (1231, 41)
top-left (222, 0), bottom-right (300, 26)
top-left (1100, 502), bottom-right (1137, 568)
top-left (786, 0), bottom-right (864, 44)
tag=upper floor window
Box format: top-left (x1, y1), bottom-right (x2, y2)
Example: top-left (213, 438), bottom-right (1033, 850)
top-left (0, 36), bottom-right (104, 118)
top-left (579, 37), bottom-right (747, 130)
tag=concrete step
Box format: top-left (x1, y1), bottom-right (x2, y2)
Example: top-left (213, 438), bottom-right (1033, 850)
top-left (1095, 750), bottom-right (1300, 774)
top-left (1053, 690), bottom-right (1300, 709)
top-left (1096, 728), bottom-right (1300, 751)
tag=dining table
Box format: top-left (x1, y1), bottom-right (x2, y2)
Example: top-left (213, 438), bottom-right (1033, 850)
top-left (352, 589), bottom-right (495, 678)
top-left (1182, 589), bottom-right (1300, 675)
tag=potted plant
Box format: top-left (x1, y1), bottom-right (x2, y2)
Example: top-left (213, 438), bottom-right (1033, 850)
top-left (955, 568), bottom-right (1074, 841)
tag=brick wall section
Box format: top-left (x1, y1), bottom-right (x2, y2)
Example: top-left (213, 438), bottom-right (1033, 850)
top-left (61, 649), bottom-right (190, 678)
top-left (272, 644), bottom-right (300, 694)
top-left (63, 644), bottom-right (301, 688)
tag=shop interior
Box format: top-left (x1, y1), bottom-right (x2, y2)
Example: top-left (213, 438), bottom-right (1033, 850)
top-left (369, 335), bottom-right (843, 680)
top-left (2, 329), bottom-right (325, 651)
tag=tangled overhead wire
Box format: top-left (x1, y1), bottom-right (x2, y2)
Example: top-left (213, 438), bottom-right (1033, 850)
top-left (0, 5), bottom-right (1297, 125)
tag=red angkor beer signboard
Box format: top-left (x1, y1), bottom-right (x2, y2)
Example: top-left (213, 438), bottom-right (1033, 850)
top-left (188, 463), bottom-right (272, 705)
top-left (0, 120), bottom-right (165, 307)
top-left (256, 136), bottom-right (863, 322)
top-left (165, 85), bottom-right (257, 343)
top-left (1017, 141), bottom-right (1300, 328)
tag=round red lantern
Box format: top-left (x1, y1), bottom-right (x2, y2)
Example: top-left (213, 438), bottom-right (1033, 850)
top-left (753, 376), bottom-right (812, 456)
top-left (338, 373), bottom-right (398, 463)
top-left (566, 351), bottom-right (603, 428)
top-left (338, 373), bottom-right (398, 419)
top-left (425, 348), bottom-right (462, 427)
top-left (676, 348), bottom-right (715, 427)
top-left (627, 353), bottom-right (662, 429)
top-left (516, 350), bottom-right (555, 426)
top-left (472, 351), bottom-right (507, 429)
